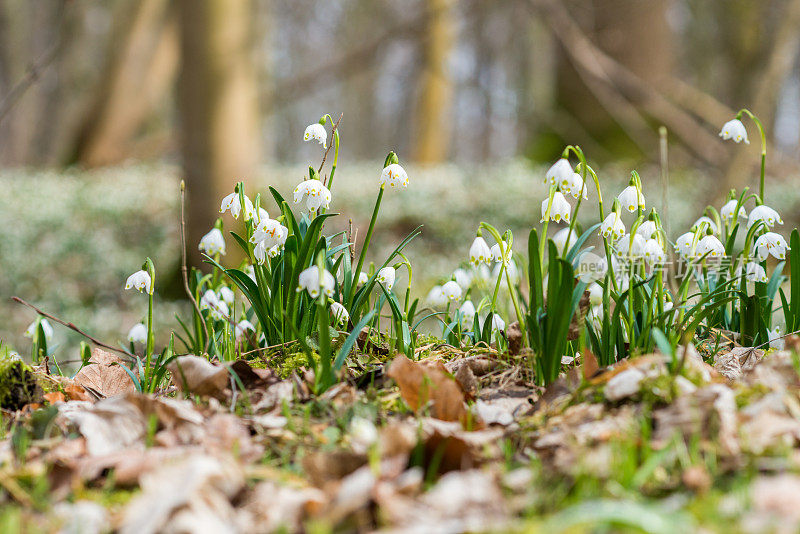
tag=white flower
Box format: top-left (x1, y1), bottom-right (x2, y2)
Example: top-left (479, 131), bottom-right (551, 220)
top-left (600, 212), bottom-right (625, 240)
top-left (459, 300), bottom-right (476, 328)
top-left (234, 320), bottom-right (255, 340)
top-left (540, 192), bottom-right (571, 223)
top-left (256, 207), bottom-right (269, 223)
top-left (251, 218), bottom-right (289, 249)
top-left (616, 234), bottom-right (646, 258)
top-left (199, 228), bottom-right (226, 256)
top-left (358, 272), bottom-right (369, 286)
top-left (719, 119), bottom-right (749, 144)
top-left (330, 302), bottom-right (349, 324)
top-left (127, 323), bottom-right (147, 344)
top-left (545, 158), bottom-right (573, 186)
top-left (493, 259), bottom-right (519, 283)
top-left (636, 221), bottom-right (657, 240)
top-left (376, 267), bottom-right (396, 291)
top-left (745, 262), bottom-right (768, 283)
top-left (491, 314), bottom-right (505, 334)
top-left (769, 326), bottom-right (785, 350)
top-left (588, 283), bottom-right (603, 306)
top-left (755, 232), bottom-right (790, 261)
top-left (297, 266), bottom-right (335, 298)
top-left (453, 268), bottom-right (472, 290)
top-left (720, 200), bottom-right (746, 222)
top-left (565, 173), bottom-right (588, 200)
top-left (254, 241), bottom-right (281, 264)
top-left (218, 286), bottom-right (235, 306)
top-left (379, 164), bottom-right (409, 188)
top-left (469, 237), bottom-right (492, 266)
top-left (220, 191), bottom-right (255, 220)
top-left (303, 123), bottom-right (327, 148)
top-left (552, 228), bottom-right (576, 255)
top-left (125, 270), bottom-right (151, 293)
top-left (747, 205), bottom-right (783, 229)
top-left (692, 216), bottom-right (719, 235)
top-left (618, 185), bottom-right (644, 213)
top-left (427, 285), bottom-right (447, 307)
top-left (643, 239), bottom-right (666, 264)
top-left (293, 179), bottom-right (331, 212)
top-left (25, 318), bottom-right (53, 341)
top-left (675, 231), bottom-right (696, 258)
top-left (490, 240), bottom-right (513, 265)
top-left (441, 281), bottom-right (462, 302)
top-left (696, 235), bottom-right (725, 259)
top-left (211, 301), bottom-right (229, 321)
top-left (349, 417), bottom-right (378, 452)
top-left (200, 289), bottom-right (228, 319)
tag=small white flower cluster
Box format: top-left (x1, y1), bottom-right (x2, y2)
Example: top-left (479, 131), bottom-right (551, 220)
top-left (293, 179), bottom-right (332, 213)
top-left (24, 318), bottom-right (54, 341)
top-left (250, 216), bottom-right (289, 264)
top-left (200, 288), bottom-right (231, 321)
top-left (297, 265), bottom-right (335, 299)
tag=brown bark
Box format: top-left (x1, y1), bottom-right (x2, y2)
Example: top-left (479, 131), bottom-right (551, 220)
top-left (177, 0), bottom-right (260, 261)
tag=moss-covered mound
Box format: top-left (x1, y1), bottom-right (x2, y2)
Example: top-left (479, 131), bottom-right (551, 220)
top-left (0, 358), bottom-right (43, 410)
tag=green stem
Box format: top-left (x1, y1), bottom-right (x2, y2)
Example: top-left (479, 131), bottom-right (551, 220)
top-left (350, 186), bottom-right (384, 305)
top-left (737, 108), bottom-right (767, 204)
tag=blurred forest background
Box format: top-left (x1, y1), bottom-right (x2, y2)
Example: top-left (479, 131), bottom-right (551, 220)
top-left (3, 0), bottom-right (800, 352)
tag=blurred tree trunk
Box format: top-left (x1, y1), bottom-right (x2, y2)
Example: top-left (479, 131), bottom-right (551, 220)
top-left (412, 0), bottom-right (454, 164)
top-left (177, 0), bottom-right (259, 260)
top-left (70, 0), bottom-right (178, 167)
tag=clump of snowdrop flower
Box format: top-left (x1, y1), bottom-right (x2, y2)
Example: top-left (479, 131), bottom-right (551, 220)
top-left (696, 234), bottom-right (725, 259)
top-left (441, 280), bottom-right (462, 302)
top-left (600, 211), bottom-right (625, 240)
top-left (459, 300), bottom-right (476, 328)
top-left (618, 185), bottom-right (644, 213)
top-left (427, 285), bottom-right (447, 307)
top-left (330, 302), bottom-right (350, 325)
top-left (674, 231), bottom-right (696, 258)
top-left (127, 323), bottom-right (147, 344)
top-left (755, 232), bottom-right (790, 261)
top-left (719, 118), bottom-right (749, 144)
top-left (540, 191), bottom-right (571, 223)
top-left (25, 318), bottom-right (53, 341)
top-left (747, 205), bottom-right (783, 229)
top-left (234, 320), bottom-right (255, 340)
top-left (297, 266), bottom-right (336, 298)
top-left (745, 262), bottom-right (768, 283)
top-left (251, 218), bottom-right (289, 249)
top-left (293, 179), bottom-right (332, 212)
top-left (220, 190), bottom-right (255, 220)
top-left (303, 122), bottom-right (327, 148)
top-left (125, 270), bottom-right (152, 293)
top-left (218, 286), bottom-right (235, 306)
top-left (199, 228), bottom-right (226, 256)
top-left (545, 158), bottom-right (573, 186)
top-left (376, 266), bottom-right (396, 291)
top-left (379, 163), bottom-right (409, 188)
top-left (636, 220), bottom-right (657, 240)
top-left (720, 200), bottom-right (746, 223)
top-left (469, 237), bottom-right (492, 266)
top-left (200, 289), bottom-right (229, 320)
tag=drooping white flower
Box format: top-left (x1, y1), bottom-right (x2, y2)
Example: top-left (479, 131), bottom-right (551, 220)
top-left (25, 318), bottom-right (53, 341)
top-left (552, 228), bottom-right (576, 255)
top-left (330, 302), bottom-right (350, 325)
top-left (546, 158), bottom-right (573, 186)
top-left (453, 268), bottom-right (472, 290)
top-left (588, 282), bottom-right (603, 306)
top-left (674, 231), bottom-right (696, 258)
top-left (426, 285), bottom-right (447, 307)
top-left (747, 205), bottom-right (783, 229)
top-left (253, 241), bottom-right (281, 265)
top-left (576, 251), bottom-right (606, 282)
top-left (303, 123), bottom-right (327, 148)
top-left (293, 179), bottom-right (332, 212)
top-left (256, 207), bottom-right (269, 223)
top-left (643, 239), bottom-right (666, 264)
top-left (358, 272), bottom-right (369, 286)
top-left (745, 262), bottom-right (768, 283)
top-left (720, 200), bottom-right (747, 223)
top-left (199, 228), bottom-right (226, 256)
top-left (220, 191), bottom-right (255, 220)
top-left (218, 286), bottom-right (235, 306)
top-left (769, 326), bottom-right (785, 350)
top-left (565, 173), bottom-right (588, 200)
top-left (636, 221), bottom-right (658, 240)
top-left (493, 258), bottom-right (519, 283)
top-left (616, 234), bottom-right (646, 258)
top-left (127, 323), bottom-right (147, 344)
top-left (459, 300), bottom-right (476, 328)
top-left (297, 265), bottom-right (336, 298)
top-left (490, 240), bottom-right (513, 265)
top-left (599, 212), bottom-right (625, 240)
top-left (376, 267), bottom-right (396, 291)
top-left (125, 270), bottom-right (151, 293)
top-left (251, 218), bottom-right (289, 249)
top-left (618, 185), bottom-right (644, 213)
top-left (755, 232), bottom-right (790, 261)
top-left (469, 237), bottom-right (492, 266)
top-left (441, 280), bottom-right (462, 302)
top-left (234, 320), bottom-right (255, 340)
top-left (696, 235), bottom-right (725, 259)
top-left (692, 216), bottom-right (719, 235)
top-left (719, 119), bottom-right (749, 144)
top-left (200, 290), bottom-right (229, 320)
top-left (379, 164), bottom-right (409, 188)
top-left (491, 314), bottom-right (505, 334)
top-left (540, 192), bottom-right (571, 223)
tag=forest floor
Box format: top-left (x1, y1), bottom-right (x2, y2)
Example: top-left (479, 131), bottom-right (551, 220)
top-left (3, 331), bottom-right (800, 533)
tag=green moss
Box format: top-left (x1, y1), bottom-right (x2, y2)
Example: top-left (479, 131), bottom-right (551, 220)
top-left (0, 358), bottom-right (43, 410)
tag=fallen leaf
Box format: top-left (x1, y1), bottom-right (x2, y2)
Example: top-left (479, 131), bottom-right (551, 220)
top-left (73, 349), bottom-right (137, 399)
top-left (43, 391), bottom-right (65, 404)
top-left (168, 355), bottom-right (229, 397)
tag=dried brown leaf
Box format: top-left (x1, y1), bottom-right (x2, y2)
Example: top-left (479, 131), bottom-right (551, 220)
top-left (73, 349), bottom-right (136, 399)
top-left (168, 355), bottom-right (229, 397)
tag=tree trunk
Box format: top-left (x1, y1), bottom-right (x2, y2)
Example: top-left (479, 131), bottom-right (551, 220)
top-left (412, 0), bottom-right (454, 164)
top-left (177, 0), bottom-right (259, 262)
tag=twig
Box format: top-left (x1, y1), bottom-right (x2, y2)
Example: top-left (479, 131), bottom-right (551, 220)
top-left (11, 296), bottom-right (134, 358)
top-left (318, 113), bottom-right (343, 179)
top-left (179, 181), bottom-right (210, 355)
